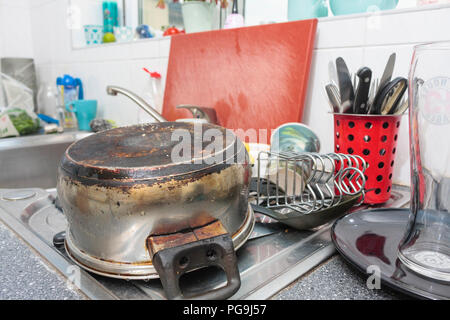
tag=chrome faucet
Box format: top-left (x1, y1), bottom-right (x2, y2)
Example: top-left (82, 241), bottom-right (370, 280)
top-left (106, 85), bottom-right (166, 123)
top-left (106, 85), bottom-right (218, 124)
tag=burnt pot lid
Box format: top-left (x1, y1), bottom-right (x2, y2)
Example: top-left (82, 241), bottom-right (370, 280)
top-left (61, 122), bottom-right (245, 182)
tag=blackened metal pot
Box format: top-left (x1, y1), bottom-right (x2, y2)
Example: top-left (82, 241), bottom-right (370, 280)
top-left (57, 122), bottom-right (254, 299)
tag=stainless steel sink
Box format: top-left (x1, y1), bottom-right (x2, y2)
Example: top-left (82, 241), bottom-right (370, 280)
top-left (0, 131), bottom-right (91, 189)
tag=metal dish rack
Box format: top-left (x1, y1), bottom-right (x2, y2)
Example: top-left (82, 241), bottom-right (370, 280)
top-left (251, 152), bottom-right (368, 216)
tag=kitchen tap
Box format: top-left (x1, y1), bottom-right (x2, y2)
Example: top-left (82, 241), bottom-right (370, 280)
top-left (106, 85), bottom-right (166, 123)
top-left (106, 85), bottom-right (218, 124)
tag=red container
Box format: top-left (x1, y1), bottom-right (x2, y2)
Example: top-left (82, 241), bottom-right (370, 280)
top-left (333, 113), bottom-right (402, 204)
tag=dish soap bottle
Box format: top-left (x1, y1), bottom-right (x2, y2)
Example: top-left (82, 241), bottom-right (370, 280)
top-left (56, 74), bottom-right (83, 129)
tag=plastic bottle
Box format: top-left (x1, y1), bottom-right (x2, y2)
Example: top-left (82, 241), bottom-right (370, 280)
top-left (56, 74), bottom-right (83, 129)
top-left (37, 82), bottom-right (59, 118)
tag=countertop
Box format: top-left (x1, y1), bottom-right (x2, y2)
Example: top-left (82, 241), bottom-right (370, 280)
top-left (273, 255), bottom-right (408, 300)
top-left (0, 221), bottom-right (83, 300)
top-left (0, 219), bottom-right (410, 301)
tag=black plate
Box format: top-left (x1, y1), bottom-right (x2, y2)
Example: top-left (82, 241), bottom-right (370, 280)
top-left (331, 208), bottom-right (450, 300)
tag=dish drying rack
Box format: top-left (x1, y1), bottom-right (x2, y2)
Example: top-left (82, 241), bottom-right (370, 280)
top-left (250, 152), bottom-right (368, 216)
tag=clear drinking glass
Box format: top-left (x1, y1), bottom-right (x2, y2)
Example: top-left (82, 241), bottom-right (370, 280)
top-left (398, 42), bottom-right (450, 282)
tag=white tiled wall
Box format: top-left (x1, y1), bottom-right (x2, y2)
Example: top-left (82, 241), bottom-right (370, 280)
top-left (0, 0), bottom-right (34, 58)
top-left (0, 0), bottom-right (34, 105)
top-left (245, 0), bottom-right (288, 26)
top-left (29, 0), bottom-right (170, 127)
top-left (11, 1), bottom-right (450, 186)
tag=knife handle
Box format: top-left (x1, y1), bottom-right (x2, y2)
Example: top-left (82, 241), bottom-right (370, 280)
top-left (353, 67), bottom-right (372, 114)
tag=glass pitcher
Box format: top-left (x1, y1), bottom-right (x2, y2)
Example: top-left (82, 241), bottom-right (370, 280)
top-left (398, 42), bottom-right (450, 282)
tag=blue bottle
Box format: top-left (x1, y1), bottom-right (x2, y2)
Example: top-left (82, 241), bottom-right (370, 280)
top-left (56, 74), bottom-right (83, 104)
top-left (103, 1), bottom-right (118, 34)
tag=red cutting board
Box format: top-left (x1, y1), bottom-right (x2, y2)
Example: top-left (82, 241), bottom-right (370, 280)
top-left (162, 20), bottom-right (318, 143)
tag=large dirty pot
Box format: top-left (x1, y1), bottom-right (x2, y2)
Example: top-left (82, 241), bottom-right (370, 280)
top-left (57, 122), bottom-right (254, 300)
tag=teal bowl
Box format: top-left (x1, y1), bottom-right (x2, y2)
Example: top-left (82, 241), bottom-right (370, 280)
top-left (270, 123), bottom-right (320, 154)
top-left (329, 0), bottom-right (398, 16)
top-left (288, 0), bottom-right (328, 21)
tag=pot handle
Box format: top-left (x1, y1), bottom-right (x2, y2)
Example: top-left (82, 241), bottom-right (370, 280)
top-left (147, 220), bottom-right (241, 300)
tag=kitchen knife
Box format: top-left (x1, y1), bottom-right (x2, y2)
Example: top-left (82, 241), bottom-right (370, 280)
top-left (353, 67), bottom-right (372, 114)
top-left (379, 53), bottom-right (396, 91)
top-left (328, 60), bottom-right (339, 87)
top-left (371, 53), bottom-right (396, 113)
top-left (367, 78), bottom-right (378, 114)
top-left (372, 77), bottom-right (408, 115)
top-left (325, 83), bottom-right (341, 113)
top-left (336, 57), bottom-right (355, 113)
